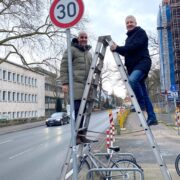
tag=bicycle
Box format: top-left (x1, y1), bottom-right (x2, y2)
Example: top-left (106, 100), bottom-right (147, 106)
top-left (175, 153), bottom-right (180, 176)
top-left (77, 141), bottom-right (144, 180)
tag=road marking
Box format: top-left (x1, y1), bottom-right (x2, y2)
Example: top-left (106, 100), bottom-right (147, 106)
top-left (9, 148), bottom-right (33, 160)
top-left (65, 169), bottom-right (73, 179)
top-left (0, 140), bottom-right (12, 145)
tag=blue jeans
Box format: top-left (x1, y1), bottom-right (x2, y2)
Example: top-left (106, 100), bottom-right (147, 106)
top-left (129, 70), bottom-right (156, 121)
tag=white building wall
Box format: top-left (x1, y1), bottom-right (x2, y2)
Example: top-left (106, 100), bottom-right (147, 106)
top-left (0, 61), bottom-right (45, 119)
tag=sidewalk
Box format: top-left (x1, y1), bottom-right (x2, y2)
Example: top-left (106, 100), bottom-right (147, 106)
top-left (0, 121), bottom-right (44, 135)
top-left (112, 112), bottom-right (180, 180)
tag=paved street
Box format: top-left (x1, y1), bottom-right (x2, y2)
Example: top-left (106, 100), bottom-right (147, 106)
top-left (0, 111), bottom-right (180, 180)
top-left (0, 111), bottom-right (111, 180)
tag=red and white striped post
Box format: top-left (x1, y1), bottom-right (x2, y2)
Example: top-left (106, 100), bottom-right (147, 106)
top-left (109, 110), bottom-right (115, 144)
top-left (175, 107), bottom-right (180, 135)
top-left (106, 129), bottom-right (110, 153)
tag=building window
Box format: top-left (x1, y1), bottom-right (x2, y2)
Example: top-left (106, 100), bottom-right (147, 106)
top-left (28, 77), bottom-right (31, 85)
top-left (17, 74), bottom-right (20, 83)
top-left (25, 94), bottom-right (27, 102)
top-left (21, 75), bottom-right (24, 84)
top-left (12, 112), bottom-right (16, 119)
top-left (3, 91), bottom-right (7, 101)
top-left (13, 92), bottom-right (16, 101)
top-left (25, 76), bottom-right (28, 85)
top-left (3, 70), bottom-right (7, 80)
top-left (17, 93), bottom-right (20, 102)
top-left (21, 93), bottom-right (24, 102)
top-left (35, 79), bottom-right (37, 87)
top-left (17, 112), bottom-right (20, 118)
top-left (13, 73), bottom-right (16, 82)
top-left (8, 72), bottom-right (12, 81)
top-left (21, 112), bottom-right (24, 118)
top-left (32, 95), bottom-right (34, 102)
top-left (8, 91), bottom-right (11, 101)
top-left (31, 78), bottom-right (34, 86)
top-left (8, 112), bottom-right (11, 119)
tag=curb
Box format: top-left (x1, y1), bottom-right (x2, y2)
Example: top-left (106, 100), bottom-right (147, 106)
top-left (0, 121), bottom-right (45, 135)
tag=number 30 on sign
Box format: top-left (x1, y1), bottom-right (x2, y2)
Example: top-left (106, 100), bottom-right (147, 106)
top-left (50, 0), bottom-right (84, 28)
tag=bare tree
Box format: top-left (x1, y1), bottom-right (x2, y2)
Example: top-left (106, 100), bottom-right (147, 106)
top-left (146, 32), bottom-right (161, 102)
top-left (0, 0), bottom-right (89, 74)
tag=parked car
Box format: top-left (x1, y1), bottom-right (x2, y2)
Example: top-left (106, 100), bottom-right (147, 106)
top-left (46, 112), bottom-right (70, 126)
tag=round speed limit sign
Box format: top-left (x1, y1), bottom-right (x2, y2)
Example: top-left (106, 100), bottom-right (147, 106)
top-left (50, 0), bottom-right (84, 28)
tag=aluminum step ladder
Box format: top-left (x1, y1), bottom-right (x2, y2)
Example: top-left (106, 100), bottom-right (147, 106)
top-left (104, 35), bottom-right (172, 180)
top-left (60, 36), bottom-right (109, 180)
top-left (60, 35), bottom-right (172, 180)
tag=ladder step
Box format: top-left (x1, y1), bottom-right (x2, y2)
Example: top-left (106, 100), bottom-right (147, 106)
top-left (94, 67), bottom-right (102, 74)
top-left (78, 127), bottom-right (87, 132)
top-left (98, 52), bottom-right (104, 60)
top-left (80, 112), bottom-right (91, 116)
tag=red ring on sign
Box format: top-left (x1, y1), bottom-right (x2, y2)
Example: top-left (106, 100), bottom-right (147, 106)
top-left (50, 0), bottom-right (84, 28)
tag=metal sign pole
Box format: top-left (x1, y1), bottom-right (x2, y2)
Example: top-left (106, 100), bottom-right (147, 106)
top-left (66, 28), bottom-right (78, 180)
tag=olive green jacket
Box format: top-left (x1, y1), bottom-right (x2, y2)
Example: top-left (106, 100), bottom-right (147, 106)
top-left (60, 42), bottom-right (92, 100)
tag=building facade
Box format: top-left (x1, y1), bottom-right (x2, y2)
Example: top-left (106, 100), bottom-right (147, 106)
top-left (0, 61), bottom-right (45, 119)
top-left (157, 0), bottom-right (175, 93)
top-left (170, 0), bottom-right (180, 92)
top-left (157, 0), bottom-right (180, 97)
top-left (34, 67), bottom-right (65, 116)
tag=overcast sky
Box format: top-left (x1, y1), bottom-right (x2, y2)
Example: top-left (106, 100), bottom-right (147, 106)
top-left (82, 0), bottom-right (162, 98)
top-left (84, 0), bottom-right (161, 42)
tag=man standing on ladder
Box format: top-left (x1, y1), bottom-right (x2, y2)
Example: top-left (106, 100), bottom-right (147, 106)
top-left (60, 31), bottom-right (94, 144)
top-left (110, 15), bottom-right (158, 126)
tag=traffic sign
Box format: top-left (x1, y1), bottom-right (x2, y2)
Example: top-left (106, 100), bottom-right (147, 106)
top-left (50, 0), bottom-right (84, 28)
top-left (170, 91), bottom-right (178, 98)
top-left (170, 84), bottom-right (177, 92)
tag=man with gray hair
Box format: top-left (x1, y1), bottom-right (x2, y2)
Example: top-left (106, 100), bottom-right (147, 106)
top-left (60, 31), bottom-right (93, 144)
top-left (110, 15), bottom-right (158, 126)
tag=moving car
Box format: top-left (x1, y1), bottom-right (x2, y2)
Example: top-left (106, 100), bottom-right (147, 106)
top-left (46, 112), bottom-right (70, 126)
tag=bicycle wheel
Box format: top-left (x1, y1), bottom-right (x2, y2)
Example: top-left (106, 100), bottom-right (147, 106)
top-left (111, 159), bottom-right (143, 180)
top-left (175, 154), bottom-right (180, 176)
top-left (78, 157), bottom-right (91, 180)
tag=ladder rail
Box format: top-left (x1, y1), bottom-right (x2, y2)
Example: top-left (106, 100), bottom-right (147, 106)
top-left (75, 39), bottom-right (102, 131)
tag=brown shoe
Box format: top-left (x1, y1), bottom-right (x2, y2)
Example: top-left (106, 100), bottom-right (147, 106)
top-left (80, 136), bottom-right (93, 143)
top-left (76, 137), bottom-right (83, 145)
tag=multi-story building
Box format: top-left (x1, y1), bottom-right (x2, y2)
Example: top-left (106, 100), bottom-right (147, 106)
top-left (170, 0), bottom-right (180, 92)
top-left (33, 67), bottom-right (65, 116)
top-left (157, 0), bottom-right (180, 97)
top-left (157, 0), bottom-right (176, 93)
top-left (0, 61), bottom-right (45, 119)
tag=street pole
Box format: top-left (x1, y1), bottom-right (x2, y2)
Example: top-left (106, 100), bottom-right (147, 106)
top-left (66, 28), bottom-right (78, 180)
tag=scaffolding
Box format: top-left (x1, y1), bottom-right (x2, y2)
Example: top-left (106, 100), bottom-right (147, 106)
top-left (170, 0), bottom-right (180, 96)
top-left (157, 2), bottom-right (175, 93)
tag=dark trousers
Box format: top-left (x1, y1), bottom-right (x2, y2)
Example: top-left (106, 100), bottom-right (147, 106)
top-left (74, 100), bottom-right (84, 130)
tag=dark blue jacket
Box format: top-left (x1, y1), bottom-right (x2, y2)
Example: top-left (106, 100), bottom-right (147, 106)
top-left (115, 26), bottom-right (151, 78)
